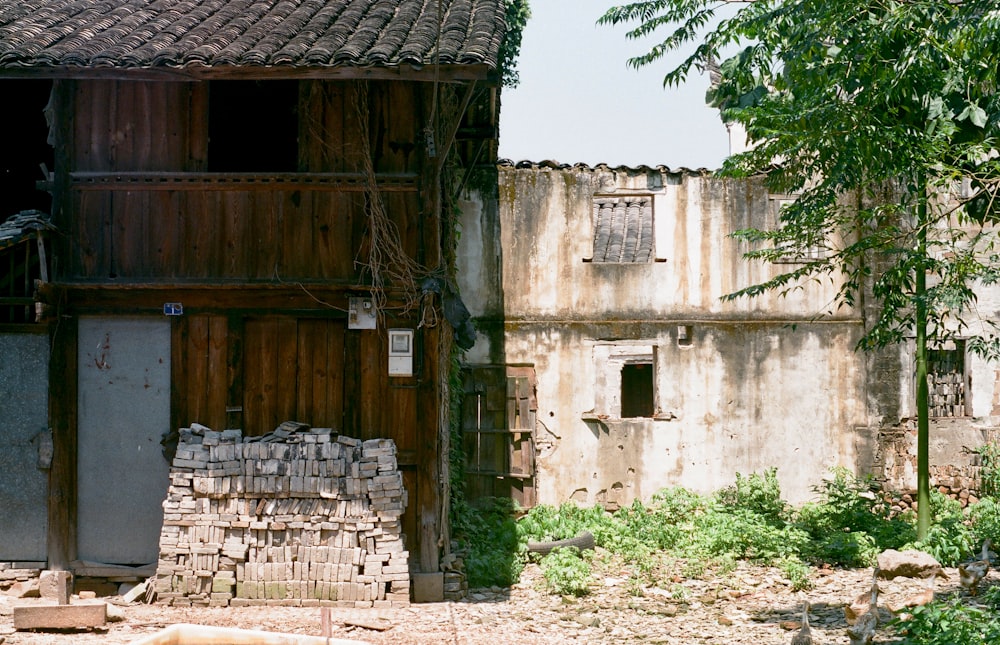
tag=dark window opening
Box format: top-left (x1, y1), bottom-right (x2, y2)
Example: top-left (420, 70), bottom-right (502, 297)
top-left (208, 81), bottom-right (299, 172)
top-left (0, 80), bottom-right (54, 219)
top-left (621, 363), bottom-right (654, 418)
top-left (928, 340), bottom-right (967, 418)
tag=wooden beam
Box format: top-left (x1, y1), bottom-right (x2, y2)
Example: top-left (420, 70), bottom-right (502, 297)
top-left (37, 283), bottom-right (422, 314)
top-left (69, 171), bottom-right (419, 192)
top-left (437, 81), bottom-right (478, 174)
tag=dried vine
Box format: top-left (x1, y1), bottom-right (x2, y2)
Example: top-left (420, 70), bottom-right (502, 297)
top-left (351, 80), bottom-right (425, 322)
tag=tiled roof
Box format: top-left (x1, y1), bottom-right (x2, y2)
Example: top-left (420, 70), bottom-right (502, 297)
top-left (0, 0), bottom-right (505, 74)
top-left (0, 210), bottom-right (54, 251)
top-left (497, 159), bottom-right (718, 175)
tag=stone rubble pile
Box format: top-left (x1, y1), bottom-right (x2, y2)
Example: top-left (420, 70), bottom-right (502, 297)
top-left (889, 463), bottom-right (982, 514)
top-left (154, 422), bottom-right (409, 608)
top-left (0, 565), bottom-right (41, 592)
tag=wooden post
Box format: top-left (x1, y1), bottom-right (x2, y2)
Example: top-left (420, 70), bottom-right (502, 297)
top-left (47, 314), bottom-right (78, 569)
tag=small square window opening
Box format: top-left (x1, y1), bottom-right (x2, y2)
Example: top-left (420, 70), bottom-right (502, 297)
top-left (621, 362), bottom-right (654, 418)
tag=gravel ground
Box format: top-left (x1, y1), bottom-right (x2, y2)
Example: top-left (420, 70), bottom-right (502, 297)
top-left (0, 559), bottom-right (989, 645)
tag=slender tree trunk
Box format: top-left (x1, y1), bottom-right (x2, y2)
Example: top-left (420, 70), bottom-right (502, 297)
top-left (915, 176), bottom-right (930, 541)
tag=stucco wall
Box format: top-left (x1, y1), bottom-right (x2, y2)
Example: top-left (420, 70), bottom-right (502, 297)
top-left (490, 164), bottom-right (874, 504)
top-left (456, 162), bottom-right (1000, 507)
top-left (498, 165), bottom-right (852, 321)
top-left (504, 321), bottom-right (869, 506)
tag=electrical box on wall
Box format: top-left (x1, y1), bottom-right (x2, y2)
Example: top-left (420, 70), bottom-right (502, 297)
top-left (388, 329), bottom-right (414, 376)
top-left (348, 297), bottom-right (377, 329)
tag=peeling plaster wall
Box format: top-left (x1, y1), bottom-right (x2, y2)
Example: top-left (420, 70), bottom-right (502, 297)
top-left (507, 322), bottom-right (866, 505)
top-left (499, 166), bottom-right (854, 321)
top-left (456, 186), bottom-right (504, 365)
top-left (496, 165), bottom-right (875, 505)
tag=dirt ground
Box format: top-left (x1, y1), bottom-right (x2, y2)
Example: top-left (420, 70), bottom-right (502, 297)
top-left (0, 560), bottom-right (988, 644)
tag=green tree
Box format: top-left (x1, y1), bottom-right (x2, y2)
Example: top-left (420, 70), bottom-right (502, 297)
top-left (599, 0), bottom-right (1000, 539)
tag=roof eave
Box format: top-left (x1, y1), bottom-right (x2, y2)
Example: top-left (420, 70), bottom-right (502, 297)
top-left (0, 63), bottom-right (498, 84)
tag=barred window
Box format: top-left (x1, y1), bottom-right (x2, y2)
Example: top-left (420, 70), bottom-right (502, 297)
top-left (770, 195), bottom-right (826, 263)
top-left (590, 197), bottom-right (653, 263)
top-left (928, 339), bottom-right (967, 418)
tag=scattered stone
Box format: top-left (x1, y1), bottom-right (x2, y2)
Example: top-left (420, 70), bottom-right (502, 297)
top-left (5, 581), bottom-right (38, 599)
top-left (342, 616), bottom-right (392, 631)
top-left (39, 571), bottom-right (72, 605)
top-left (121, 580), bottom-right (147, 604)
top-left (105, 603), bottom-right (126, 622)
top-left (877, 550), bottom-right (945, 579)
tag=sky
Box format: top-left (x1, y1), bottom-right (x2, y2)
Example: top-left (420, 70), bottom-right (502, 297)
top-left (496, 0), bottom-right (731, 170)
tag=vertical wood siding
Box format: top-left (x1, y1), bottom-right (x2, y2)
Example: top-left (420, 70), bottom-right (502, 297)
top-left (62, 80), bottom-right (422, 283)
top-left (58, 76), bottom-right (443, 571)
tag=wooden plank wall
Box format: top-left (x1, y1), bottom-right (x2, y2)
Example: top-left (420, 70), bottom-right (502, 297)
top-left (53, 77), bottom-right (440, 569)
top-left (71, 80), bottom-right (202, 172)
top-left (171, 312), bottom-right (423, 558)
top-left (60, 79), bottom-right (422, 283)
top-left (69, 188), bottom-right (372, 282)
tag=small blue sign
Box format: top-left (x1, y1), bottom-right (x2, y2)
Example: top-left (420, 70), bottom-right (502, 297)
top-left (163, 302), bottom-right (184, 316)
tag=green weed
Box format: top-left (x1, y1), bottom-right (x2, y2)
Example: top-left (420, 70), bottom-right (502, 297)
top-left (975, 442), bottom-right (1000, 498)
top-left (890, 596), bottom-right (1000, 644)
top-left (539, 547), bottom-right (592, 596)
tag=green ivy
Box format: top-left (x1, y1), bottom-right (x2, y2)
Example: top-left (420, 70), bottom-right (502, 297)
top-left (499, 0), bottom-right (530, 88)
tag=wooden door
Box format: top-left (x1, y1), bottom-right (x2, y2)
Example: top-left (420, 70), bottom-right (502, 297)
top-left (461, 365), bottom-right (537, 508)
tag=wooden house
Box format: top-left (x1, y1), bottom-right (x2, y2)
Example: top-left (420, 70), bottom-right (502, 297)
top-left (0, 0), bottom-right (506, 580)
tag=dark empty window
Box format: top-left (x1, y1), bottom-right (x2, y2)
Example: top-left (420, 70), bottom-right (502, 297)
top-left (209, 81), bottom-right (299, 172)
top-left (621, 363), bottom-right (654, 418)
top-left (0, 80), bottom-right (54, 216)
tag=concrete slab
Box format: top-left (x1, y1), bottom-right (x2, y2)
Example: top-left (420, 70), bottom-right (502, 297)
top-left (121, 580), bottom-right (148, 603)
top-left (13, 602), bottom-right (107, 630)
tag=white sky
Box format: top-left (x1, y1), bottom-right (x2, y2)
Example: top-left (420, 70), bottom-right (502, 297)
top-left (496, 0), bottom-right (731, 169)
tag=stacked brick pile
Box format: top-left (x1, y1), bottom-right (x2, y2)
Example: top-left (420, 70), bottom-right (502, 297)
top-left (154, 422), bottom-right (409, 607)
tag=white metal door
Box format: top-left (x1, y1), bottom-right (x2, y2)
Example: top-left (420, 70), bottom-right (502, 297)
top-left (77, 317), bottom-right (170, 565)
